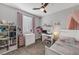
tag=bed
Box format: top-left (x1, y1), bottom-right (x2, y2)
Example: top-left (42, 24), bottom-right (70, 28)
top-left (45, 30), bottom-right (79, 55)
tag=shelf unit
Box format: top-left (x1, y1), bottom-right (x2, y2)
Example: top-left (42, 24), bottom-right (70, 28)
top-left (0, 23), bottom-right (17, 54)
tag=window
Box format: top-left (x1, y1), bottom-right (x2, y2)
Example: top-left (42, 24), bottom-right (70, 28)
top-left (23, 15), bottom-right (32, 34)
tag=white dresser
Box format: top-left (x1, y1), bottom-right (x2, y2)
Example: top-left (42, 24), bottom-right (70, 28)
top-left (24, 33), bottom-right (35, 46)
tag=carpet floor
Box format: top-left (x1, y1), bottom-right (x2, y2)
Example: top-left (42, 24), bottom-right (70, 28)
top-left (4, 39), bottom-right (45, 55)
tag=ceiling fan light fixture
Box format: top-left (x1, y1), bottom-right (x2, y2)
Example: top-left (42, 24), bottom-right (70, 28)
top-left (40, 8), bottom-right (44, 12)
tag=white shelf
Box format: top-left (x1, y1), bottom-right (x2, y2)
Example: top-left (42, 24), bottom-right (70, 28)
top-left (0, 37), bottom-right (9, 40)
top-left (0, 23), bottom-right (17, 54)
top-left (0, 24), bottom-right (9, 26)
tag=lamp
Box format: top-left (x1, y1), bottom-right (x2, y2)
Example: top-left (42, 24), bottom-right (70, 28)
top-left (53, 32), bottom-right (59, 36)
top-left (52, 22), bottom-right (60, 44)
top-left (53, 31), bottom-right (60, 39)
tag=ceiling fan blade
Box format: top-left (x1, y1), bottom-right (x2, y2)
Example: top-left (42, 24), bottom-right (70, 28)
top-left (43, 10), bottom-right (47, 13)
top-left (41, 3), bottom-right (44, 5)
top-left (43, 3), bottom-right (48, 7)
top-left (33, 8), bottom-right (40, 10)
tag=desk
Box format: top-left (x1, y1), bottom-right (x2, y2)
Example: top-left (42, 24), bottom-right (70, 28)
top-left (42, 33), bottom-right (53, 42)
top-left (42, 33), bottom-right (60, 47)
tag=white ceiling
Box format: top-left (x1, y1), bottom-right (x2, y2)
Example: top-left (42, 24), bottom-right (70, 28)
top-left (3, 3), bottom-right (79, 17)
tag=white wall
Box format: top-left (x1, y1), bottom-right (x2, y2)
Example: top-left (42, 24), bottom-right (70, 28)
top-left (0, 4), bottom-right (17, 25)
top-left (42, 5), bottom-right (79, 32)
top-left (35, 17), bottom-right (41, 28)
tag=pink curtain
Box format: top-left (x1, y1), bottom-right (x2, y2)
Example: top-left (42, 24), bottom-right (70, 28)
top-left (32, 16), bottom-right (35, 33)
top-left (17, 12), bottom-right (23, 32)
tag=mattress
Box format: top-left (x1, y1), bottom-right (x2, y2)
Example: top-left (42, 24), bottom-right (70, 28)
top-left (49, 40), bottom-right (79, 55)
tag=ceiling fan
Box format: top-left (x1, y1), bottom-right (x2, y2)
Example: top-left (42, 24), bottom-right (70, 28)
top-left (33, 3), bottom-right (48, 13)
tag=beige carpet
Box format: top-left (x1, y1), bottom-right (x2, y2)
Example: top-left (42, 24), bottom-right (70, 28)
top-left (4, 39), bottom-right (45, 55)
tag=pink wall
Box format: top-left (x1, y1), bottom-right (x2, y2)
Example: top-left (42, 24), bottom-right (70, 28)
top-left (68, 11), bottom-right (79, 30)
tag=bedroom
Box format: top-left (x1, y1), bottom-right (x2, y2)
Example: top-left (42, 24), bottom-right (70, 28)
top-left (0, 3), bottom-right (79, 55)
